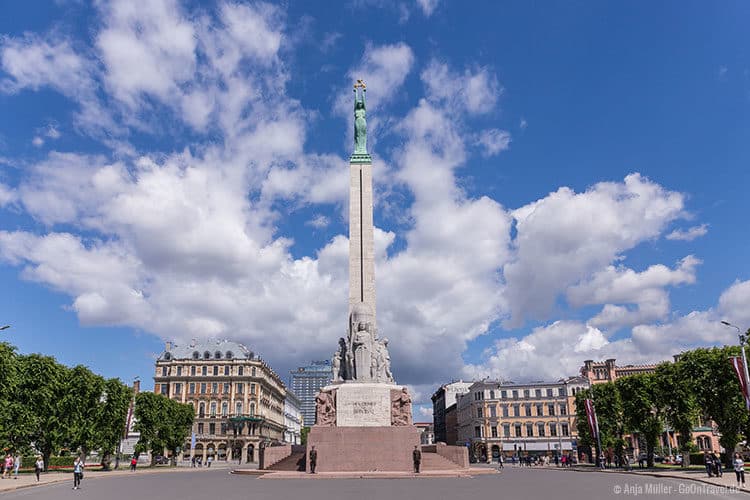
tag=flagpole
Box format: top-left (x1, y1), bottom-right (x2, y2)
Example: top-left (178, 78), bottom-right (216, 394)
top-left (591, 395), bottom-right (603, 467)
top-left (723, 321), bottom-right (750, 407)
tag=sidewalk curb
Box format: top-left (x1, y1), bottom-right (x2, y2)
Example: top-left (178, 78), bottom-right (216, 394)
top-left (554, 466), bottom-right (750, 495)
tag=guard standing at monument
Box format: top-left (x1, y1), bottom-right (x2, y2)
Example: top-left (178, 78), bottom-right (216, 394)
top-left (309, 446), bottom-right (317, 474)
top-left (413, 445), bottom-right (422, 473)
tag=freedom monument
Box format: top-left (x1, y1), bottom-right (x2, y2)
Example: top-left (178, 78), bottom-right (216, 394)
top-left (305, 81), bottom-right (421, 472)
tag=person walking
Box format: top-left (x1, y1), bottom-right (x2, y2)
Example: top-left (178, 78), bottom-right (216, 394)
top-left (72, 456), bottom-right (84, 490)
top-left (714, 453), bottom-right (723, 477)
top-left (734, 453), bottom-right (745, 489)
top-left (12, 455), bottom-right (20, 479)
top-left (497, 454), bottom-right (504, 469)
top-left (412, 445), bottom-right (422, 473)
top-left (308, 446), bottom-right (317, 474)
top-left (207, 455), bottom-right (212, 468)
top-left (705, 451), bottom-right (713, 477)
top-left (2, 454), bottom-right (12, 479)
top-left (34, 456), bottom-right (43, 482)
top-left (130, 456), bottom-right (137, 472)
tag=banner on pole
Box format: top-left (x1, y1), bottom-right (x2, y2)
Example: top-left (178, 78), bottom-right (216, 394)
top-left (584, 399), bottom-right (599, 440)
top-left (730, 356), bottom-right (750, 411)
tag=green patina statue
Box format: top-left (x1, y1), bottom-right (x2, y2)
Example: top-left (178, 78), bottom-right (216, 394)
top-left (353, 79), bottom-right (367, 155)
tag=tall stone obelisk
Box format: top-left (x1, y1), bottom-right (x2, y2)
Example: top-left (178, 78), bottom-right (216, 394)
top-left (348, 79), bottom-right (376, 325)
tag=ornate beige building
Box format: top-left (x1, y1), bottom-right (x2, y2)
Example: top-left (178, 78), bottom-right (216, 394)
top-left (456, 377), bottom-right (590, 462)
top-left (153, 339), bottom-right (286, 464)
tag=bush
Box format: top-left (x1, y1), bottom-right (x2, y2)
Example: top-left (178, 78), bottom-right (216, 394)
top-left (48, 456), bottom-right (76, 467)
top-left (690, 453), bottom-right (705, 466)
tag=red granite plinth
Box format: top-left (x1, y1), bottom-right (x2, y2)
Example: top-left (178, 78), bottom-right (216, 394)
top-left (306, 425), bottom-right (421, 472)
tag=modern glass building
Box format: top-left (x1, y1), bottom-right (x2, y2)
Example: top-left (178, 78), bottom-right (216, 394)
top-left (290, 360), bottom-right (332, 427)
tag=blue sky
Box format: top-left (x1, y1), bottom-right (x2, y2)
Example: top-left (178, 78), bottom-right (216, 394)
top-left (0, 1), bottom-right (749, 417)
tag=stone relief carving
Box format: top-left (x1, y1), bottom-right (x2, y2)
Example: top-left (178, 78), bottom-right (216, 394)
top-left (390, 387), bottom-right (412, 426)
top-left (315, 389), bottom-right (337, 427)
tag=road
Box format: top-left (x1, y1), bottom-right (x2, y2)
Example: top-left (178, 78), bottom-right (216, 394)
top-left (2, 466), bottom-right (742, 499)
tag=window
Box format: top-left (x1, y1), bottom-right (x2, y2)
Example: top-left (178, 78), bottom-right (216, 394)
top-left (162, 366), bottom-right (167, 377)
top-left (535, 389), bottom-right (541, 398)
top-left (199, 402), bottom-right (205, 418)
top-left (197, 423), bottom-right (204, 434)
top-left (204, 351), bottom-right (210, 359)
top-left (549, 423), bottom-right (557, 437)
top-left (174, 383), bottom-right (182, 395)
top-left (502, 405), bottom-right (509, 417)
top-left (561, 423), bottom-right (569, 436)
top-left (238, 366), bottom-right (244, 376)
top-left (474, 392), bottom-right (481, 401)
top-left (501, 390), bottom-right (507, 399)
top-left (526, 423), bottom-right (533, 437)
top-left (202, 366), bottom-right (207, 376)
top-left (537, 423), bottom-right (545, 437)
top-left (200, 383), bottom-right (207, 394)
top-left (213, 366), bottom-right (219, 376)
top-left (536, 403), bottom-right (543, 416)
top-left (474, 426), bottom-right (481, 438)
top-left (209, 423), bottom-right (216, 435)
top-left (215, 351), bottom-right (222, 359)
top-left (212, 383), bottom-right (218, 394)
top-left (221, 402), bottom-right (228, 417)
top-left (235, 402), bottom-right (243, 415)
top-left (160, 384), bottom-right (168, 395)
top-left (224, 383), bottom-right (230, 394)
top-left (177, 366), bottom-right (182, 376)
top-left (249, 402), bottom-right (255, 416)
top-left (210, 402), bottom-right (217, 417)
top-left (514, 424), bottom-right (522, 437)
top-left (193, 351), bottom-right (199, 360)
top-left (476, 407), bottom-right (483, 418)
top-left (191, 366), bottom-right (196, 376)
top-left (489, 390), bottom-right (495, 399)
top-left (250, 383), bottom-right (256, 395)
top-left (189, 383), bottom-right (195, 395)
top-left (548, 404), bottom-right (555, 416)
top-left (491, 426), bottom-right (498, 438)
top-left (524, 404), bottom-right (532, 416)
top-left (489, 405), bottom-right (497, 418)
top-left (512, 390), bottom-right (518, 399)
top-left (226, 351), bottom-right (233, 359)
top-left (503, 423), bottom-right (510, 438)
top-left (236, 383), bottom-right (244, 394)
top-left (224, 366), bottom-right (229, 376)
top-left (220, 423), bottom-right (228, 435)
top-left (559, 404), bottom-right (567, 416)
top-left (252, 367), bottom-right (256, 377)
top-left (512, 404), bottom-right (520, 417)
top-left (547, 388), bottom-right (554, 397)
top-left (523, 389), bottom-right (530, 398)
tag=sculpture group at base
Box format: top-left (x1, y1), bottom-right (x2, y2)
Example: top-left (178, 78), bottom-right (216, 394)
top-left (332, 303), bottom-right (394, 384)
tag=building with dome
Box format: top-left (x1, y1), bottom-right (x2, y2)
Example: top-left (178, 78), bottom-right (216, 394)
top-left (153, 339), bottom-right (286, 464)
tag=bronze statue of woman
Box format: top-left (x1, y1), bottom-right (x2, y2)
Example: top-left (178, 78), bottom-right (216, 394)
top-left (353, 81), bottom-right (367, 155)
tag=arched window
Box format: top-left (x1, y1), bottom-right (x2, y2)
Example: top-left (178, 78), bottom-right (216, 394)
top-left (221, 402), bottom-right (228, 417)
top-left (226, 351), bottom-right (233, 359)
top-left (204, 351), bottom-right (211, 360)
top-left (249, 403), bottom-right (255, 416)
top-left (193, 351), bottom-right (200, 360)
top-left (164, 352), bottom-right (171, 360)
top-left (236, 401), bottom-right (243, 415)
top-left (215, 351), bottom-right (222, 359)
top-left (210, 402), bottom-right (217, 417)
top-left (252, 367), bottom-right (256, 377)
top-left (199, 402), bottom-right (206, 418)
top-left (238, 366), bottom-right (244, 376)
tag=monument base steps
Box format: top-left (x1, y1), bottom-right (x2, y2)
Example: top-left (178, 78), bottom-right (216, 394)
top-left (266, 451), bottom-right (305, 472)
top-left (307, 425), bottom-right (420, 472)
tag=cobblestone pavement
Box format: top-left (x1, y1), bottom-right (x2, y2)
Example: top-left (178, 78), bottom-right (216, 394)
top-left (1, 464), bottom-right (744, 499)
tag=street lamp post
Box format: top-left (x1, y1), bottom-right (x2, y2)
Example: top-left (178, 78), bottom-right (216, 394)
top-left (722, 321), bottom-right (750, 391)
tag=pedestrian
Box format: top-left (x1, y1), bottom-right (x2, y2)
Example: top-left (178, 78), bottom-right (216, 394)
top-left (2, 454), bottom-right (12, 479)
top-left (413, 445), bottom-right (422, 473)
top-left (308, 446), bottom-right (317, 474)
top-left (207, 456), bottom-right (212, 468)
top-left (734, 453), bottom-right (745, 489)
top-left (714, 453), bottom-right (723, 477)
top-left (72, 456), bottom-right (84, 490)
top-left (13, 455), bottom-right (20, 479)
top-left (497, 454), bottom-right (504, 469)
top-left (191, 456), bottom-right (196, 468)
top-left (130, 456), bottom-right (137, 472)
top-left (705, 451), bottom-right (713, 477)
top-left (35, 456), bottom-right (43, 482)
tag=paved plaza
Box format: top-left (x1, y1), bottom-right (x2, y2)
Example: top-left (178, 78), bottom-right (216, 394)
top-left (2, 467), bottom-right (745, 500)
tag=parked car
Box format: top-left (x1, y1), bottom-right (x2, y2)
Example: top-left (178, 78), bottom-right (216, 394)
top-left (154, 455), bottom-right (170, 465)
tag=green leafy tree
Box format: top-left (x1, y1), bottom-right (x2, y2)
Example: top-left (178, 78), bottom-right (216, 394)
top-left (134, 393), bottom-right (193, 466)
top-left (96, 379), bottom-right (133, 469)
top-left (162, 402), bottom-right (194, 466)
top-left (575, 382), bottom-right (624, 464)
top-left (62, 365), bottom-right (106, 459)
top-left (677, 346), bottom-right (749, 464)
top-left (616, 373), bottom-right (662, 468)
top-left (654, 361), bottom-right (697, 466)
